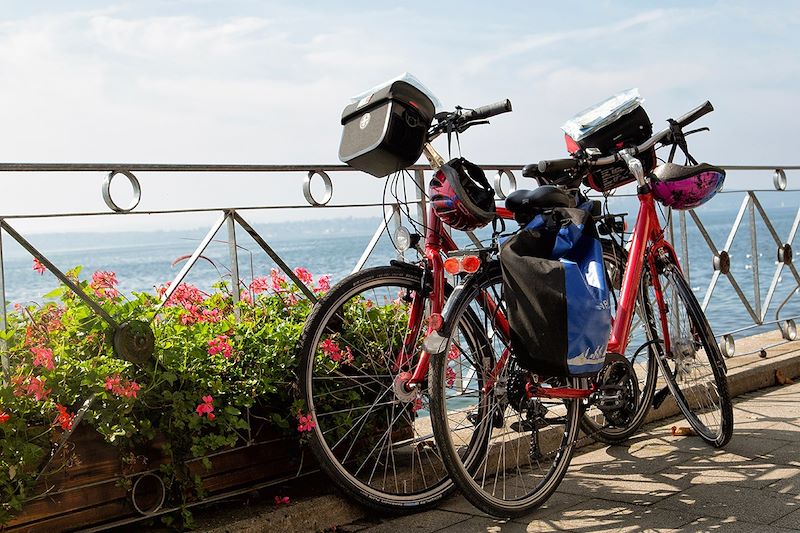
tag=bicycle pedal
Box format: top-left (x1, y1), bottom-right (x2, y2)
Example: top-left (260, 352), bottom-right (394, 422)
top-left (510, 418), bottom-right (547, 433)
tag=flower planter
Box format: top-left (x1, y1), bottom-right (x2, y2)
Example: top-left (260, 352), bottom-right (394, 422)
top-left (5, 421), bottom-right (306, 532)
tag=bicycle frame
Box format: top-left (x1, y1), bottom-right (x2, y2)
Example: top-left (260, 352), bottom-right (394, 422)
top-left (608, 191), bottom-right (679, 358)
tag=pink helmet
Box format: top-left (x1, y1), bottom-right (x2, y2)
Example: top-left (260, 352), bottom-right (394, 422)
top-left (650, 163), bottom-right (725, 210)
top-left (430, 158), bottom-right (496, 231)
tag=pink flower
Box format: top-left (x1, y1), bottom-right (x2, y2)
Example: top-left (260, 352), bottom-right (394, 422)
top-left (250, 277), bottom-right (270, 295)
top-left (445, 367), bottom-right (457, 388)
top-left (274, 496), bottom-right (290, 506)
top-left (31, 346), bottom-right (55, 371)
top-left (239, 289), bottom-right (253, 304)
top-left (208, 335), bottom-right (233, 358)
top-left (270, 269), bottom-right (286, 291)
top-left (293, 267), bottom-right (313, 285)
top-left (54, 404), bottom-right (75, 431)
top-left (32, 258), bottom-right (46, 275)
top-left (91, 271), bottom-right (120, 300)
top-left (315, 275), bottom-right (331, 293)
top-left (21, 376), bottom-right (51, 401)
top-left (196, 395), bottom-right (215, 420)
top-left (296, 410), bottom-right (316, 432)
top-left (162, 283), bottom-right (205, 307)
top-left (0, 409), bottom-right (10, 424)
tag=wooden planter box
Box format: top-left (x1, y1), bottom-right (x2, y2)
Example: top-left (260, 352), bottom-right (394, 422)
top-left (5, 421), bottom-right (304, 532)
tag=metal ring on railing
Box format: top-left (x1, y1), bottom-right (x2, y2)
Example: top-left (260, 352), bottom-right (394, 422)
top-left (130, 472), bottom-right (166, 515)
top-left (493, 169), bottom-right (517, 199)
top-left (774, 169), bottom-right (787, 191)
top-left (303, 170), bottom-right (333, 206)
top-left (779, 319), bottom-right (798, 341)
top-left (719, 334), bottom-right (736, 358)
top-left (102, 170), bottom-right (142, 213)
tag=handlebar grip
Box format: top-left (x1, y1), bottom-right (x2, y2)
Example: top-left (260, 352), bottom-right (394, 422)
top-left (675, 100), bottom-right (714, 128)
top-left (538, 158), bottom-right (579, 173)
top-left (464, 99), bottom-right (512, 121)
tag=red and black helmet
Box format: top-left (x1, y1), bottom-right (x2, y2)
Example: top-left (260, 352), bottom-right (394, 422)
top-left (430, 158), bottom-right (496, 231)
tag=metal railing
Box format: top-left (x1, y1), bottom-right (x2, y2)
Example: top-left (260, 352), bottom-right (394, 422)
top-left (0, 162), bottom-right (798, 378)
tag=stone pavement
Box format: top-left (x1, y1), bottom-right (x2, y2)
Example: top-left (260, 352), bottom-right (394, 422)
top-left (340, 381), bottom-right (800, 533)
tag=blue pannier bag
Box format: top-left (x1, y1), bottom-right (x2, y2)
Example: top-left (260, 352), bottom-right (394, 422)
top-left (499, 202), bottom-right (611, 377)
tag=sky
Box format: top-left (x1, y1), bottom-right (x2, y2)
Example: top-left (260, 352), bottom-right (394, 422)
top-left (1, 0), bottom-right (799, 232)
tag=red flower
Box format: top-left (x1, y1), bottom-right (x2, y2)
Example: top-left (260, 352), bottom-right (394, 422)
top-left (274, 496), bottom-right (290, 505)
top-left (315, 275), bottom-right (331, 293)
top-left (447, 344), bottom-right (460, 361)
top-left (445, 367), bottom-right (457, 388)
top-left (33, 258), bottom-right (46, 275)
top-left (54, 404), bottom-right (75, 431)
top-left (196, 395), bottom-right (215, 419)
top-left (293, 267), bottom-right (313, 285)
top-left (320, 339), bottom-right (353, 364)
top-left (31, 346), bottom-right (55, 371)
top-left (208, 335), bottom-right (233, 358)
top-left (296, 410), bottom-right (316, 432)
top-left (412, 397), bottom-right (423, 413)
top-left (104, 374), bottom-right (141, 398)
top-left (0, 409), bottom-right (10, 424)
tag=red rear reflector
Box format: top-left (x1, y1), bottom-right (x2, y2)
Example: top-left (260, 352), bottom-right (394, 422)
top-left (429, 313), bottom-right (443, 331)
top-left (444, 257), bottom-right (461, 275)
top-left (461, 255), bottom-right (480, 273)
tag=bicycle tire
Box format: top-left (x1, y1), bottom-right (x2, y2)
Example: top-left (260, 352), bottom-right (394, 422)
top-left (579, 242), bottom-right (659, 444)
top-left (653, 260), bottom-right (733, 447)
top-left (429, 262), bottom-right (581, 518)
top-left (298, 265), bottom-right (489, 512)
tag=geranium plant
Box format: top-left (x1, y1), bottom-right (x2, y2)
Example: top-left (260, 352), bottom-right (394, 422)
top-left (0, 262), bottom-right (337, 526)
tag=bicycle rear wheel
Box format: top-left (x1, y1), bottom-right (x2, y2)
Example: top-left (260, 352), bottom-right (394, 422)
top-left (653, 260), bottom-right (733, 447)
top-left (429, 263), bottom-right (581, 518)
top-left (298, 265), bottom-right (487, 512)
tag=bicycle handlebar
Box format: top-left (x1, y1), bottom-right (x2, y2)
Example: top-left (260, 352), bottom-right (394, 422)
top-left (461, 99), bottom-right (513, 122)
top-left (536, 100), bottom-right (714, 174)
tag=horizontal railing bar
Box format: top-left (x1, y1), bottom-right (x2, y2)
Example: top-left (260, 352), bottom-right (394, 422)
top-left (0, 202), bottom-right (417, 220)
top-left (0, 163), bottom-right (520, 173)
top-left (0, 163), bottom-right (797, 173)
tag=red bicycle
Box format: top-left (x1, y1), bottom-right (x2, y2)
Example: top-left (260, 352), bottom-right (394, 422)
top-left (298, 88), bottom-right (656, 511)
top-left (426, 100), bottom-right (733, 517)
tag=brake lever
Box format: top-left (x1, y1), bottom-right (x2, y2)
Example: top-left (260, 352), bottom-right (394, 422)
top-left (684, 127), bottom-right (710, 136)
top-left (456, 120), bottom-right (490, 134)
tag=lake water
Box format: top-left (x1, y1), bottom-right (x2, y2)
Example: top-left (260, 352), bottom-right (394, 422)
top-left (2, 191), bottom-right (798, 338)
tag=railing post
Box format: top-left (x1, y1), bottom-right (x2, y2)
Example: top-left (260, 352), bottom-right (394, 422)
top-left (679, 210), bottom-right (690, 287)
top-left (414, 169), bottom-right (428, 229)
top-left (749, 198), bottom-right (762, 319)
top-left (0, 224), bottom-right (8, 381)
top-left (392, 204), bottom-right (404, 261)
top-left (227, 211), bottom-right (241, 322)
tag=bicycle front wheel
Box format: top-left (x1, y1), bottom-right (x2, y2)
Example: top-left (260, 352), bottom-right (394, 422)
top-left (654, 261), bottom-right (733, 447)
top-left (298, 265), bottom-right (459, 511)
top-left (429, 263), bottom-right (581, 518)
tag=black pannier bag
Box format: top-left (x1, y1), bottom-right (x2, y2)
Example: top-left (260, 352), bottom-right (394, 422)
top-left (339, 78), bottom-right (436, 178)
top-left (499, 203), bottom-right (611, 377)
top-left (562, 89), bottom-right (655, 192)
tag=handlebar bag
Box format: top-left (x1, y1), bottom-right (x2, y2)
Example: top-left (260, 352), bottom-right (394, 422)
top-left (499, 202), bottom-right (611, 377)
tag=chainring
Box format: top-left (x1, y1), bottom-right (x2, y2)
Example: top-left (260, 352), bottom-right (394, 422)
top-left (594, 353), bottom-right (640, 428)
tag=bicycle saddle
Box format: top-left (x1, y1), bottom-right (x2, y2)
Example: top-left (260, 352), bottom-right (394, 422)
top-left (505, 185), bottom-right (575, 224)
